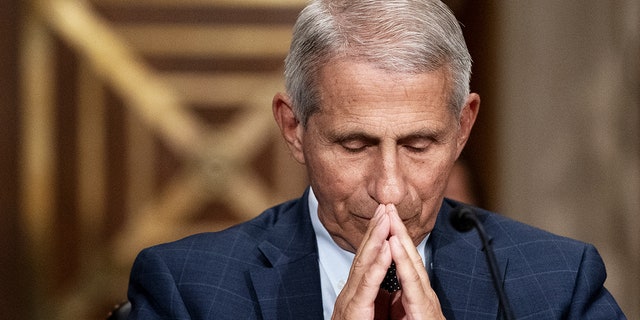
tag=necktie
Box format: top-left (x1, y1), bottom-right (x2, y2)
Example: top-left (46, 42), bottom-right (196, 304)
top-left (380, 262), bottom-right (401, 293)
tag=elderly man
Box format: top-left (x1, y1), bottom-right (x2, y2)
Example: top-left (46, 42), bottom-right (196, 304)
top-left (127, 0), bottom-right (625, 319)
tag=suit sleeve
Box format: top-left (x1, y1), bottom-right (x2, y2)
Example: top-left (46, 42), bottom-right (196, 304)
top-left (127, 247), bottom-right (191, 319)
top-left (566, 244), bottom-right (626, 319)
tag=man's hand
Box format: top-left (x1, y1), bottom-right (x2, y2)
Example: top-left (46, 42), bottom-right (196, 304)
top-left (332, 204), bottom-right (444, 320)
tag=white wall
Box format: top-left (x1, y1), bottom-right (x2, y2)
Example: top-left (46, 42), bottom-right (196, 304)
top-left (495, 0), bottom-right (640, 317)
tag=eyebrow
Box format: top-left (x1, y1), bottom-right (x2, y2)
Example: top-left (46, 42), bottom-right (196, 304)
top-left (398, 131), bottom-right (445, 145)
top-left (330, 132), bottom-right (379, 145)
top-left (329, 128), bottom-right (447, 145)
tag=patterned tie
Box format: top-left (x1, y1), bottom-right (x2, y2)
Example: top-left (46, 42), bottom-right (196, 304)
top-left (380, 262), bottom-right (401, 293)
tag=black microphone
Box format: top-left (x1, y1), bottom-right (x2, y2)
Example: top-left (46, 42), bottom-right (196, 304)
top-left (449, 206), bottom-right (516, 320)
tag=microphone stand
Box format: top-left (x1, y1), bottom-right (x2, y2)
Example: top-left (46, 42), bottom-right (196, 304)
top-left (450, 207), bottom-right (516, 320)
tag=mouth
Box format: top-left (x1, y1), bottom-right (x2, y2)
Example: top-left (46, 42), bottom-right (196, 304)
top-left (351, 213), bottom-right (374, 222)
top-left (351, 209), bottom-right (420, 223)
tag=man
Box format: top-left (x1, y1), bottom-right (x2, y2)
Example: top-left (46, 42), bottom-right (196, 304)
top-left (127, 0), bottom-right (625, 319)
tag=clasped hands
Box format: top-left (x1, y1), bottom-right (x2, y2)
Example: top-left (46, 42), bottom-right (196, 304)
top-left (332, 204), bottom-right (444, 320)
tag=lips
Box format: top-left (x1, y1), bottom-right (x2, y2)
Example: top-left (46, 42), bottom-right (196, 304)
top-left (351, 212), bottom-right (375, 220)
top-left (350, 207), bottom-right (420, 223)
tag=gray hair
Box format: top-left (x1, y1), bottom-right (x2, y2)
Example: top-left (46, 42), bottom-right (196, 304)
top-left (284, 0), bottom-right (472, 126)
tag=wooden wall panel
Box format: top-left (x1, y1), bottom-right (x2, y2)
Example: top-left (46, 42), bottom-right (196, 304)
top-left (20, 0), bottom-right (307, 318)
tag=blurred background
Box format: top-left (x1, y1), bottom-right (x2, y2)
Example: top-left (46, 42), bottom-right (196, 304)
top-left (1, 0), bottom-right (638, 319)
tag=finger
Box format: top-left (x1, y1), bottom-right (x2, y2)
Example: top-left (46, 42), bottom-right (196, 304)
top-left (351, 205), bottom-right (389, 274)
top-left (352, 204), bottom-right (391, 274)
top-left (355, 240), bottom-right (392, 300)
top-left (360, 204), bottom-right (389, 250)
top-left (333, 241), bottom-right (392, 320)
top-left (340, 205), bottom-right (392, 305)
top-left (386, 205), bottom-right (433, 298)
top-left (389, 236), bottom-right (443, 317)
top-left (388, 236), bottom-right (428, 293)
top-left (387, 204), bottom-right (425, 270)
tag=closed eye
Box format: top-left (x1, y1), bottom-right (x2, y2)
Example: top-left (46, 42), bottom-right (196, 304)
top-left (400, 135), bottom-right (434, 153)
top-left (404, 143), bottom-right (430, 153)
top-left (341, 140), bottom-right (371, 153)
top-left (333, 133), bottom-right (378, 153)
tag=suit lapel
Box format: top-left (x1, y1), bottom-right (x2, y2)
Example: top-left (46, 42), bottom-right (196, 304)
top-left (430, 200), bottom-right (508, 319)
top-left (249, 189), bottom-right (324, 320)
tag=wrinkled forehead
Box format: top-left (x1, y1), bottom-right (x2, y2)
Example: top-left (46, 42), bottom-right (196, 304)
top-left (314, 58), bottom-right (455, 115)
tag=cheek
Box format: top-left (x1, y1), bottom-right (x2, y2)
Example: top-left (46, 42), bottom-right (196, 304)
top-left (304, 151), bottom-right (371, 212)
top-left (410, 154), bottom-right (456, 195)
top-left (308, 154), bottom-right (362, 193)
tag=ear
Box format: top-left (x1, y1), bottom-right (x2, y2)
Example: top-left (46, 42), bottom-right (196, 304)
top-left (455, 93), bottom-right (480, 157)
top-left (272, 92), bottom-right (306, 164)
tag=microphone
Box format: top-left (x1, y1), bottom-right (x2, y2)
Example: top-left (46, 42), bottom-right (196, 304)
top-left (449, 206), bottom-right (516, 320)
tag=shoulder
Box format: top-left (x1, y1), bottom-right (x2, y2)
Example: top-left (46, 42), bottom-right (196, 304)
top-left (441, 199), bottom-right (598, 272)
top-left (449, 204), bottom-right (625, 318)
top-left (134, 196), bottom-right (305, 273)
top-left (453, 202), bottom-right (606, 288)
top-left (477, 206), bottom-right (592, 257)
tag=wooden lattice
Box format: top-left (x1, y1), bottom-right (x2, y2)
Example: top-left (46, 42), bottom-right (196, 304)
top-left (20, 0), bottom-right (306, 318)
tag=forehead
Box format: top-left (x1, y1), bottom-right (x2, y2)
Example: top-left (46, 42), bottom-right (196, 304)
top-left (315, 59), bottom-right (453, 119)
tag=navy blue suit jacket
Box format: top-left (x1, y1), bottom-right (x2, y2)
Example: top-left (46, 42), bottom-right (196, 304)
top-left (127, 189), bottom-right (625, 319)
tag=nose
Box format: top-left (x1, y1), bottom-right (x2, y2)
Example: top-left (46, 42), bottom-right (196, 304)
top-left (368, 149), bottom-right (407, 205)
